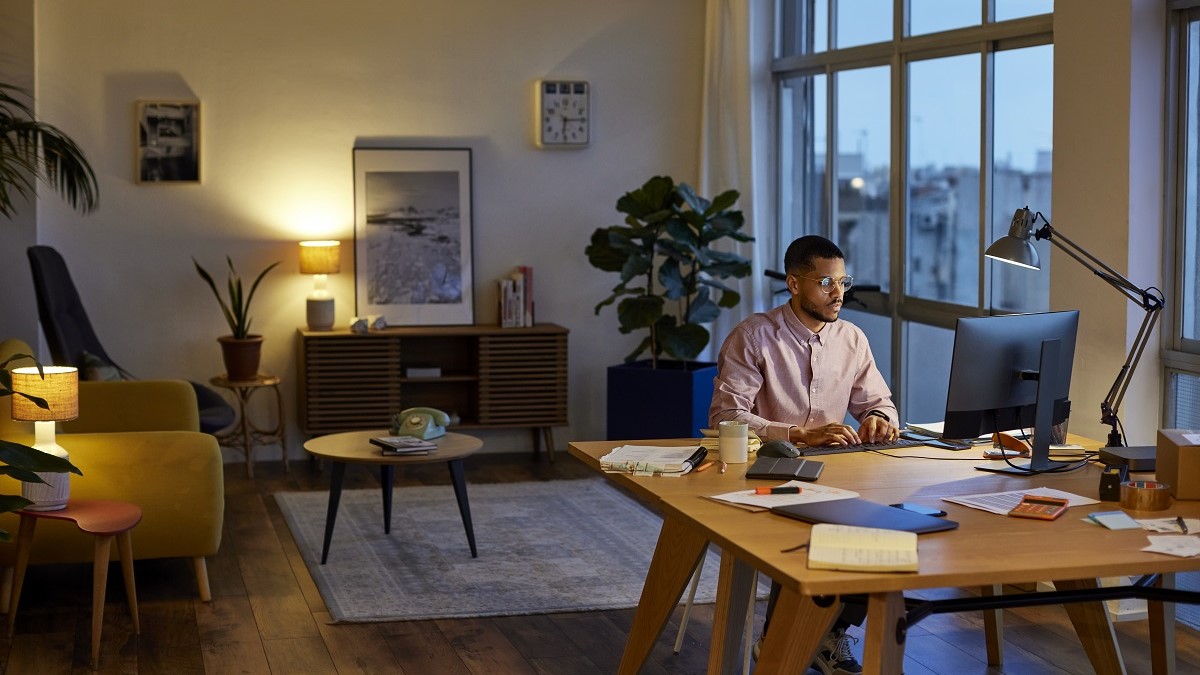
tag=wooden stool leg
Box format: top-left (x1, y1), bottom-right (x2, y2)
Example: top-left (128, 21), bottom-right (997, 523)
top-left (92, 535), bottom-right (114, 669)
top-left (7, 514), bottom-right (37, 637)
top-left (0, 566), bottom-right (12, 612)
top-left (118, 531), bottom-right (139, 634)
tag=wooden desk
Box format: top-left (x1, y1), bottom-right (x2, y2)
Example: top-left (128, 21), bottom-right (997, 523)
top-left (568, 438), bottom-right (1200, 675)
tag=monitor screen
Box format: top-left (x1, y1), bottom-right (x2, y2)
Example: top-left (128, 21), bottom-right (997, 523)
top-left (942, 310), bottom-right (1080, 473)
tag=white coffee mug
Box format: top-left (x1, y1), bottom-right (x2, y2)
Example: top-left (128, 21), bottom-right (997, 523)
top-left (718, 420), bottom-right (749, 464)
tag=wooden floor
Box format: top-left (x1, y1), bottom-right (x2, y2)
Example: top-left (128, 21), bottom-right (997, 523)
top-left (5, 451), bottom-right (1200, 674)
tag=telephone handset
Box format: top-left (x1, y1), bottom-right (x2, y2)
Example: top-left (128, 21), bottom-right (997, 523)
top-left (391, 407), bottom-right (450, 440)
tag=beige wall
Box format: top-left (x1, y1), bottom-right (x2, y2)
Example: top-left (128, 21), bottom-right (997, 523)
top-left (4, 0), bottom-right (706, 455)
top-left (1052, 0), bottom-right (1165, 446)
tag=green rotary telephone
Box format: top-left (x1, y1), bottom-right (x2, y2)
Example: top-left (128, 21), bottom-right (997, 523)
top-left (390, 407), bottom-right (450, 440)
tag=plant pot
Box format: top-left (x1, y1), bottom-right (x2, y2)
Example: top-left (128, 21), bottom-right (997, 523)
top-left (606, 359), bottom-right (718, 440)
top-left (218, 335), bottom-right (264, 381)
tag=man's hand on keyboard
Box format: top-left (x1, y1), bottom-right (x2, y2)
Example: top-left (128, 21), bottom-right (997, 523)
top-left (794, 422), bottom-right (860, 447)
top-left (859, 415), bottom-right (899, 443)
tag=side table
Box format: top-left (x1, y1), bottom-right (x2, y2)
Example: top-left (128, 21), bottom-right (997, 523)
top-left (7, 499), bottom-right (142, 669)
top-left (210, 373), bottom-right (288, 478)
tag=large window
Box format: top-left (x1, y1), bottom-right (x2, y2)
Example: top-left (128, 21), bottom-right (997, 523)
top-left (775, 1), bottom-right (1053, 421)
top-left (1166, 7), bottom-right (1200, 430)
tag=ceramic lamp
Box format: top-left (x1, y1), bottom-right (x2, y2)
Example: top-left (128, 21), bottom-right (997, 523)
top-left (299, 240), bottom-right (340, 330)
top-left (11, 366), bottom-right (79, 511)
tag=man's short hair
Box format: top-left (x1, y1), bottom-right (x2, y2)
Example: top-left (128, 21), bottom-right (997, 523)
top-left (784, 235), bottom-right (844, 274)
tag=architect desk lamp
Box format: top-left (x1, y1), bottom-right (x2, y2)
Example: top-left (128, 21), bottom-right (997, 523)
top-left (985, 207), bottom-right (1165, 462)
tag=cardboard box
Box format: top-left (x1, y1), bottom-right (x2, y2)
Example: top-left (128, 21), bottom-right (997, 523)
top-left (1156, 429), bottom-right (1200, 499)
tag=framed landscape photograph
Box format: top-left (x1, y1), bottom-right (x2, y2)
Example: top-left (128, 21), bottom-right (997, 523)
top-left (136, 100), bottom-right (200, 183)
top-left (353, 147), bottom-right (474, 325)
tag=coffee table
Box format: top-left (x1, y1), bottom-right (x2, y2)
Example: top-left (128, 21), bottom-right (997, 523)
top-left (302, 430), bottom-right (482, 564)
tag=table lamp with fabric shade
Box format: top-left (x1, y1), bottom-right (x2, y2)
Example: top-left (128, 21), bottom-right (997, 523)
top-left (10, 366), bottom-right (79, 511)
top-left (299, 240), bottom-right (340, 330)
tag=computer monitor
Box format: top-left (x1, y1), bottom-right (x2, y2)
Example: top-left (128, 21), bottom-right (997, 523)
top-left (942, 310), bottom-right (1080, 474)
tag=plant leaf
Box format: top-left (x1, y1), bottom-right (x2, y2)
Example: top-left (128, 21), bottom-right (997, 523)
top-left (0, 440), bottom-right (83, 475)
top-left (616, 295), bottom-right (664, 332)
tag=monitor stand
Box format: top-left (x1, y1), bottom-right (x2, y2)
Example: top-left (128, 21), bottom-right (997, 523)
top-left (975, 458), bottom-right (1074, 475)
top-left (974, 337), bottom-right (1074, 476)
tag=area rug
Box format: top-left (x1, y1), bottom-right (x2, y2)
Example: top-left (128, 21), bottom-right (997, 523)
top-left (275, 479), bottom-right (734, 622)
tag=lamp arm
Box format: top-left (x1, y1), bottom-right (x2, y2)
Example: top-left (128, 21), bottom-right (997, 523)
top-left (1036, 224), bottom-right (1158, 309)
top-left (1030, 213), bottom-right (1165, 447)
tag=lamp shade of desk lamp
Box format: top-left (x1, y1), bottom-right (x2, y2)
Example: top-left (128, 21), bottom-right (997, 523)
top-left (10, 366), bottom-right (79, 511)
top-left (299, 240), bottom-right (340, 330)
top-left (985, 207), bottom-right (1165, 450)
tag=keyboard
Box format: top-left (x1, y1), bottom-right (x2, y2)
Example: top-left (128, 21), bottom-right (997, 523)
top-left (794, 438), bottom-right (925, 457)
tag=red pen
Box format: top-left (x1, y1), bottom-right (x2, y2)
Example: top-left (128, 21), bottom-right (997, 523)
top-left (755, 486), bottom-right (802, 495)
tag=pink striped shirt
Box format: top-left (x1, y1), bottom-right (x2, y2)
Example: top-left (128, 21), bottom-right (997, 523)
top-left (709, 304), bottom-right (897, 441)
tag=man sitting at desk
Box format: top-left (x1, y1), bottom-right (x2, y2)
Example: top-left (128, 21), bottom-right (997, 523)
top-left (710, 234), bottom-right (899, 674)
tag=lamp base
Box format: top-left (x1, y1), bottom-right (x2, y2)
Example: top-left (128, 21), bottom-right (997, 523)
top-left (22, 471), bottom-right (69, 511)
top-left (307, 297), bottom-right (335, 331)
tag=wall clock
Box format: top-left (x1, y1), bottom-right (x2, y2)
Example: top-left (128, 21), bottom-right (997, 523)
top-left (538, 80), bottom-right (589, 148)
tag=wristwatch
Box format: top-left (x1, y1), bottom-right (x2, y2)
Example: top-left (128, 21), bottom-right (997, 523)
top-left (865, 410), bottom-right (891, 423)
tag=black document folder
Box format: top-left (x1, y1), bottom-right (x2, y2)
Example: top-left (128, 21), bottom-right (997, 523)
top-left (771, 498), bottom-right (959, 534)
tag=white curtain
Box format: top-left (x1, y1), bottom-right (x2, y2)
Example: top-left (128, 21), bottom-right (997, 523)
top-left (698, 0), bottom-right (776, 362)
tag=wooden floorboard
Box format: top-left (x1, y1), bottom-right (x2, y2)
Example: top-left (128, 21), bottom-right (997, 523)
top-left (4, 452), bottom-right (1200, 673)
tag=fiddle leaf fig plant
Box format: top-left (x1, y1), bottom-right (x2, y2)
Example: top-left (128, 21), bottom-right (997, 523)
top-left (586, 175), bottom-right (753, 366)
top-left (193, 256), bottom-right (281, 339)
top-left (0, 354), bottom-right (83, 540)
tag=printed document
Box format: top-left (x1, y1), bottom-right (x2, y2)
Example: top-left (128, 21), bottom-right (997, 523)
top-left (943, 487), bottom-right (1098, 515)
top-left (709, 480), bottom-right (858, 509)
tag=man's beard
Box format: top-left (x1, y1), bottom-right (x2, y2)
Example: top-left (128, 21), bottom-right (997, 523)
top-left (799, 295), bottom-right (841, 324)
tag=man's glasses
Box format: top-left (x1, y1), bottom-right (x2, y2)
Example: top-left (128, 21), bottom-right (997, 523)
top-left (793, 275), bottom-right (854, 293)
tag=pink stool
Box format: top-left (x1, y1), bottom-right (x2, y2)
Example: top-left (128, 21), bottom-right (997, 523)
top-left (7, 499), bottom-right (142, 669)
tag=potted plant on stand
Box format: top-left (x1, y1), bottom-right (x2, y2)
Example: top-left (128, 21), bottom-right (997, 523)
top-left (586, 175), bottom-right (752, 439)
top-left (194, 256), bottom-right (280, 381)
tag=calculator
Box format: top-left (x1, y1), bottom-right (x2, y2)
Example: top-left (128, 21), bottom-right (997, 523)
top-left (1008, 494), bottom-right (1070, 520)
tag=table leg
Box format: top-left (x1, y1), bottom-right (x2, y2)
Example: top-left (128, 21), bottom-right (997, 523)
top-left (755, 584), bottom-right (839, 674)
top-left (238, 389), bottom-right (254, 479)
top-left (380, 465), bottom-right (395, 535)
top-left (863, 591), bottom-right (906, 675)
top-left (982, 583), bottom-right (1004, 665)
top-left (1148, 573), bottom-right (1176, 675)
top-left (117, 531), bottom-right (140, 634)
top-left (447, 459), bottom-right (477, 558)
top-left (617, 517), bottom-right (709, 675)
top-left (271, 383), bottom-right (289, 473)
top-left (707, 549), bottom-right (757, 674)
top-left (320, 461), bottom-right (347, 565)
top-left (92, 534), bottom-right (113, 669)
top-left (6, 514), bottom-right (37, 637)
top-left (1055, 578), bottom-right (1127, 675)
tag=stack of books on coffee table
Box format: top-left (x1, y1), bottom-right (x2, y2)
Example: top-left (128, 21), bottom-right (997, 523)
top-left (370, 436), bottom-right (438, 456)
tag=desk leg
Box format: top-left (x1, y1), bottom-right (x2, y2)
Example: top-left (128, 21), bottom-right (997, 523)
top-left (755, 585), bottom-right (838, 674)
top-left (447, 459), bottom-right (477, 558)
top-left (1055, 578), bottom-right (1127, 675)
top-left (6, 515), bottom-right (37, 637)
top-left (863, 591), bottom-right (906, 675)
top-left (1148, 573), bottom-right (1176, 675)
top-left (617, 517), bottom-right (709, 675)
top-left (707, 549), bottom-right (757, 675)
top-left (320, 461), bottom-right (347, 565)
top-left (380, 465), bottom-right (395, 535)
top-left (981, 583), bottom-right (1004, 665)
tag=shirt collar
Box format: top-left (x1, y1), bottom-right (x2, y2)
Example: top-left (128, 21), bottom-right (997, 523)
top-left (783, 303), bottom-right (824, 344)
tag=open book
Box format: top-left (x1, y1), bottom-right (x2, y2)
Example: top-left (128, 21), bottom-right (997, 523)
top-left (806, 524), bottom-right (918, 573)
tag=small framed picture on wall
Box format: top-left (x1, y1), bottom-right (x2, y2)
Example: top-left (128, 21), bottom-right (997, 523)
top-left (136, 100), bottom-right (200, 183)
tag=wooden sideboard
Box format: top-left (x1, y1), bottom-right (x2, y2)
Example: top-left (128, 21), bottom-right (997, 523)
top-left (297, 324), bottom-right (569, 458)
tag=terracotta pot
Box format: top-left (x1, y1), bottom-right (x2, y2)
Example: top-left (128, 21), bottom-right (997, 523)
top-left (218, 335), bottom-right (264, 381)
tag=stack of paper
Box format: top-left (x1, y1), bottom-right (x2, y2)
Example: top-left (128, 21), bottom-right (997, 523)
top-left (370, 436), bottom-right (437, 456)
top-left (599, 445), bottom-right (705, 475)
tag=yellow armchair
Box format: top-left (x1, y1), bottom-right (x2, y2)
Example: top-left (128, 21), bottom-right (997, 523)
top-left (0, 338), bottom-right (223, 601)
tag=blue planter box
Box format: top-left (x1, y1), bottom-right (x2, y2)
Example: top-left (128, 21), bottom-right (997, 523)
top-left (606, 360), bottom-right (718, 440)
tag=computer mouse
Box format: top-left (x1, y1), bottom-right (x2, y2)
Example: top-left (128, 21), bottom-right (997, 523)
top-left (758, 440), bottom-right (801, 458)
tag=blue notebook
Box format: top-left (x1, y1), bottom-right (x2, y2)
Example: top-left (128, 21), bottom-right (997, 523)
top-left (771, 498), bottom-right (959, 534)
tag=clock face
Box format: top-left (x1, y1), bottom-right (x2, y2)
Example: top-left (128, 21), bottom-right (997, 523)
top-left (539, 80), bottom-right (589, 148)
